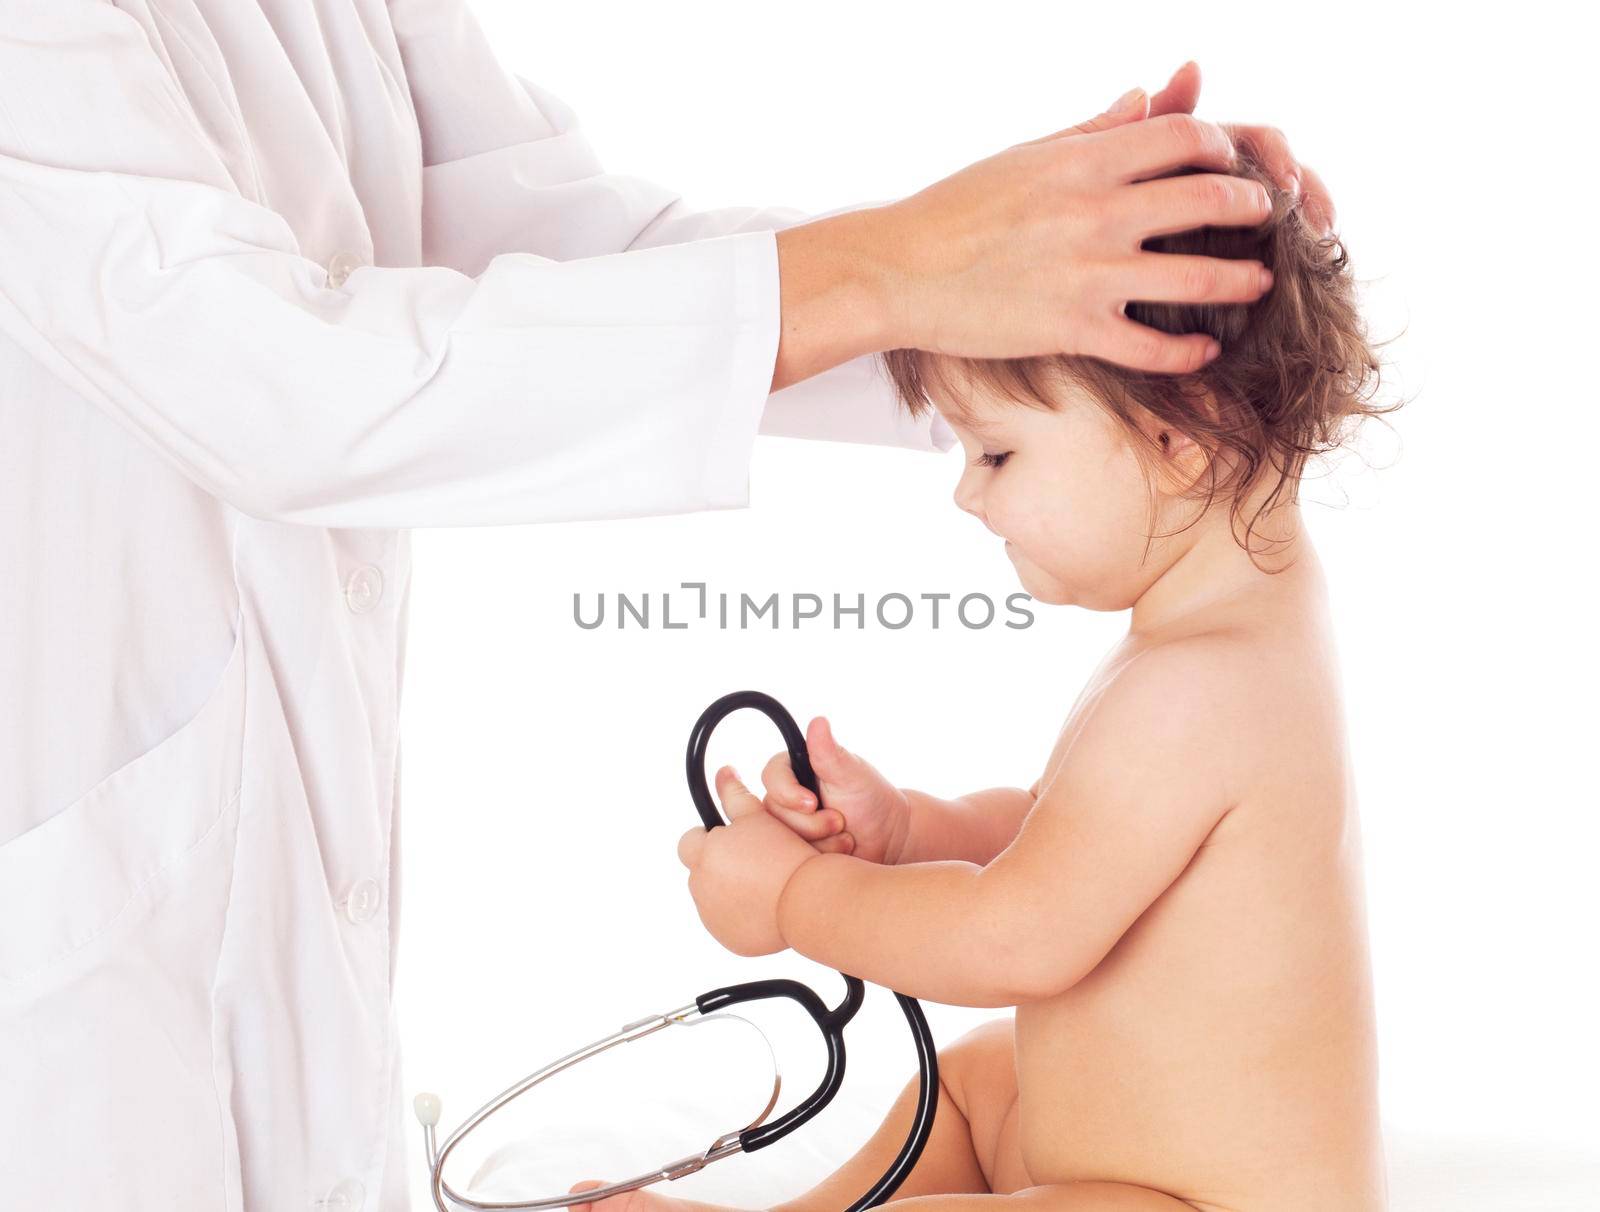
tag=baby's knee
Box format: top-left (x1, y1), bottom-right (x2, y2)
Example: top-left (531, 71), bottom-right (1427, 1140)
top-left (939, 1016), bottom-right (1017, 1100)
top-left (936, 1017), bottom-right (1021, 1177)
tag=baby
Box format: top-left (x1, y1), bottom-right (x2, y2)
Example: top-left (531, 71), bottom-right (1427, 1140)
top-left (578, 145), bottom-right (1398, 1212)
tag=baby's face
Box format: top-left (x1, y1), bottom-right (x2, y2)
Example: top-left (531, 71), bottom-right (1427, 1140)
top-left (933, 377), bottom-right (1184, 610)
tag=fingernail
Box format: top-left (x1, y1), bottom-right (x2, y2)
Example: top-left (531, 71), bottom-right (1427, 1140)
top-left (1259, 266), bottom-right (1274, 291)
top-left (1109, 87), bottom-right (1145, 114)
top-left (1205, 339), bottom-right (1222, 361)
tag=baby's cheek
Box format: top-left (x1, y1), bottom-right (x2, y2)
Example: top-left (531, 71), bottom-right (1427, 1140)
top-left (1030, 492), bottom-right (1150, 606)
top-left (997, 513), bottom-right (1089, 604)
top-left (1016, 486), bottom-right (1098, 558)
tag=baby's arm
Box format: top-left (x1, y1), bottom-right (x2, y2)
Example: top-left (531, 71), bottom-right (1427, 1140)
top-left (897, 784), bottom-right (1039, 866)
top-left (776, 641), bottom-right (1238, 1008)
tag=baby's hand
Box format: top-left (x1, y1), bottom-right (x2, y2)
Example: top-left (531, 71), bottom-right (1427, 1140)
top-left (760, 717), bottom-right (912, 865)
top-left (676, 766), bottom-right (817, 958)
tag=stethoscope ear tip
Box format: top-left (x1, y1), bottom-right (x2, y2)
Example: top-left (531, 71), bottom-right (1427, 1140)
top-left (413, 1091), bottom-right (442, 1127)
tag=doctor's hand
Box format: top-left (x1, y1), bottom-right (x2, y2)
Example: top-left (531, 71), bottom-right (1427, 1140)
top-left (677, 766), bottom-right (819, 958)
top-left (1141, 60), bottom-right (1336, 235)
top-left (759, 716), bottom-right (912, 866)
top-left (775, 61), bottom-right (1331, 387)
top-left (853, 101), bottom-right (1275, 375)
top-left (825, 87), bottom-right (1280, 379)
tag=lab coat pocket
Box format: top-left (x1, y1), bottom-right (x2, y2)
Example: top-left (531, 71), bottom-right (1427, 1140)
top-left (0, 623), bottom-right (247, 983)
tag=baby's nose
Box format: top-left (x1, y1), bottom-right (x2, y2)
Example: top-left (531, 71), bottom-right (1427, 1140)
top-left (953, 475), bottom-right (984, 522)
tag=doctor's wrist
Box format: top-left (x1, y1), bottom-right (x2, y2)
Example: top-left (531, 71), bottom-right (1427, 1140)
top-left (771, 206), bottom-right (901, 393)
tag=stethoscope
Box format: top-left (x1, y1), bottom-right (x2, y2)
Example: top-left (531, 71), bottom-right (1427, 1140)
top-left (413, 690), bottom-right (938, 1211)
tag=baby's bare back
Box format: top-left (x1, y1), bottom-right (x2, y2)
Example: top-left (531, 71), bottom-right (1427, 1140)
top-left (1011, 605), bottom-right (1386, 1210)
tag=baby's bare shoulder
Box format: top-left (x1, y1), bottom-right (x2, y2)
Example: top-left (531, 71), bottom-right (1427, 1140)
top-left (1104, 628), bottom-right (1282, 730)
top-left (1055, 629), bottom-right (1305, 805)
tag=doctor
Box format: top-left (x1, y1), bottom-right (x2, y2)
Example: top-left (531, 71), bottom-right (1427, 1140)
top-left (0, 2), bottom-right (1330, 1208)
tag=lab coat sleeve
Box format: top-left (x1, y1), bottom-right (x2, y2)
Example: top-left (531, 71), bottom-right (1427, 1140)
top-left (388, 0), bottom-right (955, 456)
top-left (0, 4), bottom-right (797, 530)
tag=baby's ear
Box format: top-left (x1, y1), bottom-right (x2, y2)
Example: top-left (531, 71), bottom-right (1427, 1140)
top-left (1128, 401), bottom-right (1215, 495)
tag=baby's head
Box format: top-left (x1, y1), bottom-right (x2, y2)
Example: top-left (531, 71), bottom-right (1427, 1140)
top-left (880, 145), bottom-right (1397, 610)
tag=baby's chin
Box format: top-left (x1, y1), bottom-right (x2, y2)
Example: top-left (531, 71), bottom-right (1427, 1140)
top-left (1005, 543), bottom-right (1075, 607)
top-left (1006, 542), bottom-right (1131, 612)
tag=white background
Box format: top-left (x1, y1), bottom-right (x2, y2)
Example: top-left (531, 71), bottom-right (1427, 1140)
top-left (393, 1), bottom-right (1599, 1203)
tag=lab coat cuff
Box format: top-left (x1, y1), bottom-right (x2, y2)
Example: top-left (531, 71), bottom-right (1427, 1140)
top-left (760, 353), bottom-right (960, 454)
top-left (755, 196), bottom-right (959, 456)
top-left (697, 228), bottom-right (783, 511)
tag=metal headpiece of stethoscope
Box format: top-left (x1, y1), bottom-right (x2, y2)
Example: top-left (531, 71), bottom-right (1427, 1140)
top-left (413, 690), bottom-right (938, 1211)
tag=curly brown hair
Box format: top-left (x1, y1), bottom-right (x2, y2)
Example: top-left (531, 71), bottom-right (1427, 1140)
top-left (878, 142), bottom-right (1404, 563)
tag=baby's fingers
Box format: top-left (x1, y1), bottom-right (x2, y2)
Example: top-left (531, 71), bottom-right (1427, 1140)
top-left (765, 798), bottom-right (844, 843)
top-left (760, 750), bottom-right (816, 813)
top-left (565, 1179), bottom-right (609, 1211)
top-left (812, 831), bottom-right (856, 856)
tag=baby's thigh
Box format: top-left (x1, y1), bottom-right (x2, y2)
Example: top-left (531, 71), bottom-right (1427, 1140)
top-left (941, 1026), bottom-right (1197, 1209)
top-left (939, 1018), bottom-right (1029, 1194)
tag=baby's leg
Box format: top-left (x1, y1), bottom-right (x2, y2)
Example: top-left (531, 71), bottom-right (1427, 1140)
top-left (775, 1016), bottom-right (1198, 1211)
top-left (771, 1016), bottom-right (1019, 1209)
top-left (566, 1018), bottom-right (1018, 1212)
top-left (568, 1018), bottom-right (1193, 1210)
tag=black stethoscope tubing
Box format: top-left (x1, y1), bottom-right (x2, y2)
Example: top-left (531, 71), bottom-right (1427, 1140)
top-left (685, 690), bottom-right (939, 1210)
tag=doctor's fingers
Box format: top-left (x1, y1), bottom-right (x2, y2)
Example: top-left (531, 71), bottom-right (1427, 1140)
top-left (1141, 65), bottom-right (1334, 233)
top-left (1217, 124), bottom-right (1334, 234)
top-left (1297, 164), bottom-right (1335, 235)
top-left (1098, 251), bottom-right (1273, 312)
top-left (1014, 85), bottom-right (1148, 147)
top-left (1216, 126), bottom-right (1334, 235)
top-left (1016, 59), bottom-right (1204, 148)
top-left (1086, 313), bottom-right (1227, 375)
top-left (1063, 113), bottom-right (1240, 189)
top-left (1115, 173), bottom-right (1275, 246)
top-left (1146, 60), bottom-right (1202, 119)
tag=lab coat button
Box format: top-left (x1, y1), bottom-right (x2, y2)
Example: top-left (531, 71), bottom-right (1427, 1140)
top-left (326, 251), bottom-right (363, 288)
top-left (343, 879), bottom-right (382, 924)
top-left (319, 1177), bottom-right (365, 1210)
top-left (344, 564), bottom-right (384, 614)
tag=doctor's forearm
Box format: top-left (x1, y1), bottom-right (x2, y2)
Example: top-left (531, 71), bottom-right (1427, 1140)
top-left (771, 207), bottom-right (901, 392)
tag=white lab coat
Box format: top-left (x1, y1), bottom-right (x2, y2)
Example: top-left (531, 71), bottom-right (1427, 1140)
top-left (0, 2), bottom-right (953, 1207)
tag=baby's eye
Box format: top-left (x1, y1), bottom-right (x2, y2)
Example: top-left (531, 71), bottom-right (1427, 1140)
top-left (974, 451), bottom-right (1011, 469)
